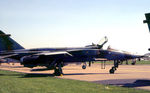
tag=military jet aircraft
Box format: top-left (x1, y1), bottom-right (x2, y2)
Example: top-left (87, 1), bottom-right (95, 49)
top-left (0, 30), bottom-right (143, 75)
top-left (0, 30), bottom-right (108, 76)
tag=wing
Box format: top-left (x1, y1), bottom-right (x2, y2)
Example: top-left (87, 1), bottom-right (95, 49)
top-left (34, 51), bottom-right (73, 56)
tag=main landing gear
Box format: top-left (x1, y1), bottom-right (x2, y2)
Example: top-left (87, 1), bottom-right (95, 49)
top-left (109, 60), bottom-right (119, 74)
top-left (53, 63), bottom-right (63, 76)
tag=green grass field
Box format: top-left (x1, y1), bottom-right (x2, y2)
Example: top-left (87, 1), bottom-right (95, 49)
top-left (0, 70), bottom-right (150, 93)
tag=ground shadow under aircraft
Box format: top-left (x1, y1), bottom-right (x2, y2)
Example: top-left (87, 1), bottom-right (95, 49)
top-left (31, 68), bottom-right (51, 71)
top-left (31, 67), bottom-right (84, 71)
top-left (22, 72), bottom-right (125, 78)
top-left (22, 73), bottom-right (107, 78)
top-left (63, 73), bottom-right (123, 76)
top-left (0, 73), bottom-right (24, 77)
top-left (22, 73), bottom-right (54, 78)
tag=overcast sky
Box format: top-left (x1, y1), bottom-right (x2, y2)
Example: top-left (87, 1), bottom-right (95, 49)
top-left (0, 0), bottom-right (150, 54)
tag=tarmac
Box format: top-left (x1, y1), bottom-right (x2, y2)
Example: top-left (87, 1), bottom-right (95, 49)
top-left (0, 63), bottom-right (150, 91)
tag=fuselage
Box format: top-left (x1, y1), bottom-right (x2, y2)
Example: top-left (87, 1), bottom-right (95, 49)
top-left (99, 49), bottom-right (142, 61)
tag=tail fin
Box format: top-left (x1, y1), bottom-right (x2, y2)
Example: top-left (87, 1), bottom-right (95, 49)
top-left (143, 13), bottom-right (150, 32)
top-left (0, 30), bottom-right (24, 51)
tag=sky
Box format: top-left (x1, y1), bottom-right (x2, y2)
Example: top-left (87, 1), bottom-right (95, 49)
top-left (0, 0), bottom-right (150, 54)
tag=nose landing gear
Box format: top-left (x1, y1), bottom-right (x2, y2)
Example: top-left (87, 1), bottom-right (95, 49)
top-left (109, 60), bottom-right (119, 74)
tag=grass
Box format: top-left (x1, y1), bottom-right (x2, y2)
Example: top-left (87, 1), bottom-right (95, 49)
top-left (0, 70), bottom-right (150, 93)
top-left (134, 60), bottom-right (150, 65)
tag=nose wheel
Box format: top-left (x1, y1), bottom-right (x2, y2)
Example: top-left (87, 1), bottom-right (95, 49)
top-left (109, 68), bottom-right (115, 74)
top-left (109, 67), bottom-right (116, 74)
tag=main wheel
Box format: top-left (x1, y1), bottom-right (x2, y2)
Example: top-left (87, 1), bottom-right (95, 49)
top-left (53, 67), bottom-right (63, 76)
top-left (109, 69), bottom-right (115, 74)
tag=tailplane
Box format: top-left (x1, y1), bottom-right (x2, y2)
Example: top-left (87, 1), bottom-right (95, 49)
top-left (143, 13), bottom-right (150, 32)
top-left (0, 30), bottom-right (24, 51)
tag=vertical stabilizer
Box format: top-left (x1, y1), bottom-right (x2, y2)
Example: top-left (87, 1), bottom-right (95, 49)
top-left (143, 13), bottom-right (150, 32)
top-left (0, 30), bottom-right (24, 51)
